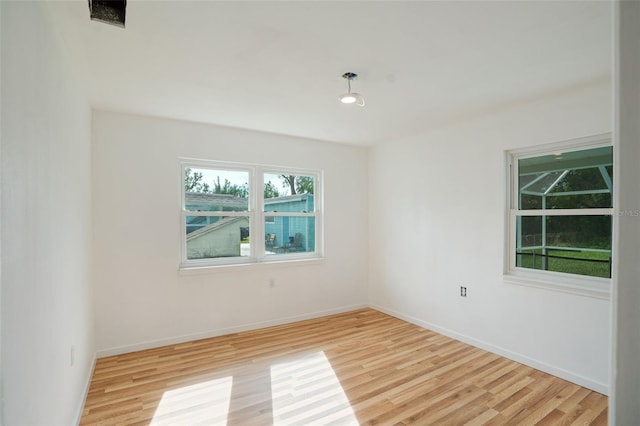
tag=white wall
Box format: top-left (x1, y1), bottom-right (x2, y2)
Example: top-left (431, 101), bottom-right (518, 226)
top-left (369, 82), bottom-right (612, 393)
top-left (0, 1), bottom-right (4, 421)
top-left (92, 111), bottom-right (369, 355)
top-left (612, 0), bottom-right (640, 423)
top-left (1, 2), bottom-right (94, 425)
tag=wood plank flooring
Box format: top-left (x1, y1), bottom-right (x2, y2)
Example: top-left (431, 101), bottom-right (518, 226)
top-left (81, 309), bottom-right (607, 425)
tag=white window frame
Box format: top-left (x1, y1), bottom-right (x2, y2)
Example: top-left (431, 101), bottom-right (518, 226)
top-left (504, 133), bottom-right (612, 299)
top-left (180, 158), bottom-right (323, 270)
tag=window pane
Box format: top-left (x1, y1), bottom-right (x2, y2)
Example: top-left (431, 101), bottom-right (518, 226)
top-left (518, 146), bottom-right (613, 210)
top-left (263, 173), bottom-right (315, 212)
top-left (264, 216), bottom-right (315, 255)
top-left (186, 215), bottom-right (250, 259)
top-left (543, 193), bottom-right (612, 209)
top-left (519, 170), bottom-right (565, 195)
top-left (184, 168), bottom-right (249, 212)
top-left (516, 215), bottom-right (612, 278)
top-left (547, 168), bottom-right (608, 193)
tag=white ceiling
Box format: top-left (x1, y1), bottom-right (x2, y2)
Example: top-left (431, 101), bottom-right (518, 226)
top-left (45, 1), bottom-right (612, 146)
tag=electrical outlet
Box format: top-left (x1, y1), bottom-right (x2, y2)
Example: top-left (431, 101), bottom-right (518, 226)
top-left (460, 286), bottom-right (467, 297)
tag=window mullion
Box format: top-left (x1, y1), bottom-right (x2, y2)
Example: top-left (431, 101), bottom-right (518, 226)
top-left (183, 211), bottom-right (250, 217)
top-left (261, 212), bottom-right (317, 217)
top-left (254, 167), bottom-right (265, 259)
top-left (516, 208), bottom-right (613, 216)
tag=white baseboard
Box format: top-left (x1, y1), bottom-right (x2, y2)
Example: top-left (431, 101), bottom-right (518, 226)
top-left (74, 352), bottom-right (97, 426)
top-left (370, 303), bottom-right (609, 395)
top-left (96, 303), bottom-right (369, 358)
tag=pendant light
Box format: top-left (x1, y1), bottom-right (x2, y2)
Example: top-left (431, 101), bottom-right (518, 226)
top-left (338, 72), bottom-right (365, 107)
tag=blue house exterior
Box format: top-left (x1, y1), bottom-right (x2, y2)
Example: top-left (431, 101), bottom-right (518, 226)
top-left (185, 193), bottom-right (248, 234)
top-left (264, 194), bottom-right (315, 253)
top-left (184, 192), bottom-right (315, 254)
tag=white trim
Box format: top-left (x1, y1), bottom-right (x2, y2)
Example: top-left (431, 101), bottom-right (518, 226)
top-left (184, 211), bottom-right (251, 217)
top-left (511, 133), bottom-right (612, 160)
top-left (180, 255), bottom-right (254, 269)
top-left (95, 303), bottom-right (366, 358)
top-left (90, 303), bottom-right (608, 406)
top-left (179, 158), bottom-right (323, 270)
top-left (73, 352), bottom-right (97, 426)
top-left (504, 273), bottom-right (610, 300)
top-left (505, 136), bottom-right (613, 294)
top-left (253, 169), bottom-right (264, 259)
top-left (515, 208), bottom-right (613, 216)
top-left (371, 304), bottom-right (609, 395)
top-left (260, 212), bottom-right (316, 217)
top-left (610, 3), bottom-right (621, 425)
top-left (179, 255), bottom-right (324, 275)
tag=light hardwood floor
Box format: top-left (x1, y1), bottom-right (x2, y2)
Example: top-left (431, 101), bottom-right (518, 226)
top-left (81, 309), bottom-right (607, 425)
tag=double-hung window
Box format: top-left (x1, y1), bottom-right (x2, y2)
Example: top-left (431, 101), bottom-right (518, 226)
top-left (506, 134), bottom-right (613, 298)
top-left (180, 160), bottom-right (322, 268)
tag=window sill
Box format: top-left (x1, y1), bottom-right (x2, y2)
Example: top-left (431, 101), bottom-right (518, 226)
top-left (179, 256), bottom-right (325, 276)
top-left (504, 269), bottom-right (610, 300)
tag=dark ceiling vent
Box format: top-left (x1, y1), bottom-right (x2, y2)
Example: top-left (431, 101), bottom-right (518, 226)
top-left (88, 0), bottom-right (126, 28)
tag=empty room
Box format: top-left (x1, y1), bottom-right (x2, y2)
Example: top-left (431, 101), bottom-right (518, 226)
top-left (1, 0), bottom-right (639, 425)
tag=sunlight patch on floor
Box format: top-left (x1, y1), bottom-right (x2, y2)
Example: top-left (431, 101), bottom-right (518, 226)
top-left (270, 351), bottom-right (359, 425)
top-left (151, 376), bottom-right (233, 425)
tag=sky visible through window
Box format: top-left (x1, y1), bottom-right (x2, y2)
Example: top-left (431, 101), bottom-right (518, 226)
top-left (193, 169), bottom-right (295, 197)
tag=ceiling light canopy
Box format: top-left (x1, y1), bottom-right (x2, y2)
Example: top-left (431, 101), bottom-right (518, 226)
top-left (339, 72), bottom-right (365, 107)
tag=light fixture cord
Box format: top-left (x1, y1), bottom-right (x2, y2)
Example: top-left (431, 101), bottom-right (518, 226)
top-left (347, 78), bottom-right (352, 94)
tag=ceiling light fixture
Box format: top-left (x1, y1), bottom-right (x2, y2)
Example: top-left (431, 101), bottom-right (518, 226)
top-left (339, 72), bottom-right (365, 107)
